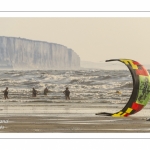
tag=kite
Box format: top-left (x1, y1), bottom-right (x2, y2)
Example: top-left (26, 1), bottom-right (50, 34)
top-left (96, 59), bottom-right (150, 117)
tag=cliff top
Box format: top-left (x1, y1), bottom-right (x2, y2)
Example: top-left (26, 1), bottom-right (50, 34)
top-left (0, 35), bottom-right (72, 50)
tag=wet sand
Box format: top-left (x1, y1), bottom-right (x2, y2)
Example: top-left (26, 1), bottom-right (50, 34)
top-left (0, 115), bottom-right (150, 133)
top-left (0, 100), bottom-right (150, 133)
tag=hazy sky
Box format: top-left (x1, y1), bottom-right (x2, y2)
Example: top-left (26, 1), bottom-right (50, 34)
top-left (1, 17), bottom-right (150, 64)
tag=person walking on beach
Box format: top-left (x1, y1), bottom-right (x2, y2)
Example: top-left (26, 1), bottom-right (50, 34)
top-left (44, 87), bottom-right (49, 95)
top-left (63, 87), bottom-right (70, 100)
top-left (32, 87), bottom-right (37, 97)
top-left (3, 87), bottom-right (9, 99)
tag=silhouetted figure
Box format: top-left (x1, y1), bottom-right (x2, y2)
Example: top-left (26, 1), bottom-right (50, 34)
top-left (63, 87), bottom-right (70, 100)
top-left (44, 87), bottom-right (49, 95)
top-left (3, 87), bottom-right (9, 99)
top-left (32, 88), bottom-right (37, 97)
top-left (116, 90), bottom-right (122, 94)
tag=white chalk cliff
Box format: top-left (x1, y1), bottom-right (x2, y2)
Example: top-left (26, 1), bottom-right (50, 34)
top-left (0, 36), bottom-right (80, 70)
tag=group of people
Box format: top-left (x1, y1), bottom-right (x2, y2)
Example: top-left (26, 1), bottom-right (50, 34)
top-left (32, 87), bottom-right (49, 97)
top-left (2, 87), bottom-right (71, 100)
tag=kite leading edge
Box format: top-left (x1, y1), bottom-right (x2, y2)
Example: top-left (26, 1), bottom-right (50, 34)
top-left (96, 59), bottom-right (150, 117)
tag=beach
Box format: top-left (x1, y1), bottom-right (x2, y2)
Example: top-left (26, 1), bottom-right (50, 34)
top-left (0, 69), bottom-right (149, 133)
top-left (0, 99), bottom-right (150, 133)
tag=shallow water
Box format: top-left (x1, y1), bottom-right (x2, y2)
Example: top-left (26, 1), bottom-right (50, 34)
top-left (0, 69), bottom-right (134, 104)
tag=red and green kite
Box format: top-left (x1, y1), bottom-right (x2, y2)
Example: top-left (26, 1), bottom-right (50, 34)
top-left (96, 59), bottom-right (150, 117)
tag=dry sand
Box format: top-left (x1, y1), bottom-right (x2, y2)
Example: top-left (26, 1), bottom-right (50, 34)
top-left (0, 100), bottom-right (150, 133)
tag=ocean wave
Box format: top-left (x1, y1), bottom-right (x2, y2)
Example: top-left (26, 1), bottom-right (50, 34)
top-left (0, 70), bottom-right (134, 101)
top-left (91, 75), bottom-right (112, 80)
top-left (120, 82), bottom-right (133, 88)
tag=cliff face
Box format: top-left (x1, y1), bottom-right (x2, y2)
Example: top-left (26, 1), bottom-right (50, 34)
top-left (0, 36), bottom-right (80, 70)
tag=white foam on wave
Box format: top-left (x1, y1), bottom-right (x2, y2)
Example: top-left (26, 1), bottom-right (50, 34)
top-left (0, 70), bottom-right (133, 101)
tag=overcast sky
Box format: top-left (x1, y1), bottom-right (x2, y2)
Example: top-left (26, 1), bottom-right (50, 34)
top-left (1, 17), bottom-right (150, 64)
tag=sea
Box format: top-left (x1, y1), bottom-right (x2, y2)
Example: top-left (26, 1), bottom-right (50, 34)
top-left (0, 69), bottom-right (135, 104)
top-left (1, 69), bottom-right (150, 126)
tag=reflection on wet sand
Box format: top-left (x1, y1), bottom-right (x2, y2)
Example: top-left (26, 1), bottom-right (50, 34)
top-left (0, 100), bottom-right (150, 133)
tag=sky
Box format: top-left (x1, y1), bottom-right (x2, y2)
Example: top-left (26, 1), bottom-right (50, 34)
top-left (1, 17), bottom-right (150, 65)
